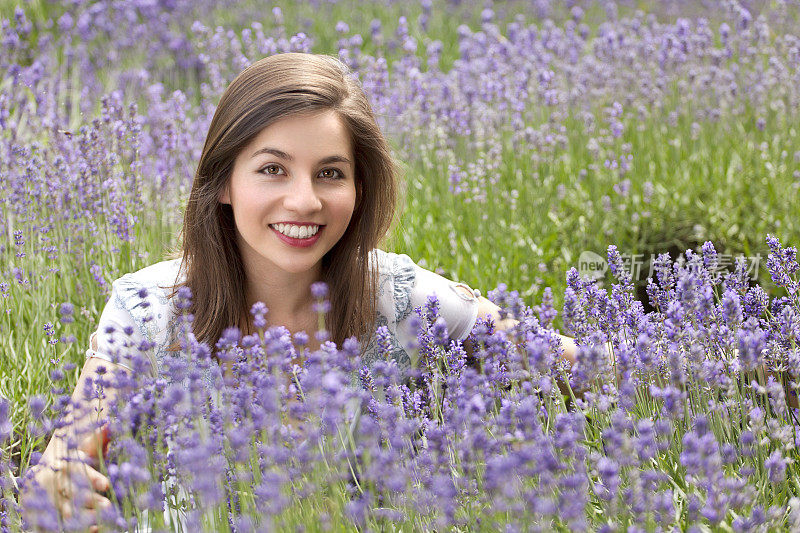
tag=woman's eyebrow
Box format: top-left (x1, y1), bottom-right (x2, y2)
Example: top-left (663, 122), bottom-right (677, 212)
top-left (251, 147), bottom-right (292, 160)
top-left (318, 155), bottom-right (352, 165)
top-left (250, 147), bottom-right (351, 165)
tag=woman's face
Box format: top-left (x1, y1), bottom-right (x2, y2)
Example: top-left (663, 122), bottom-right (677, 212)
top-left (220, 110), bottom-right (357, 278)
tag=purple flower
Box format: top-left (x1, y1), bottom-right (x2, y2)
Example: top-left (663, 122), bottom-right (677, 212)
top-left (0, 399), bottom-right (11, 442)
top-left (90, 264), bottom-right (108, 293)
top-left (720, 289), bottom-right (742, 325)
top-left (432, 317), bottom-right (449, 348)
top-left (595, 457), bottom-right (620, 501)
top-left (250, 301), bottom-right (268, 329)
top-left (764, 450), bottom-right (787, 483)
top-left (766, 235), bottom-right (799, 294)
top-left (562, 286), bottom-right (589, 338)
top-left (534, 287), bottom-right (557, 328)
top-left (28, 395), bottom-right (46, 420)
top-left (743, 287), bottom-right (768, 319)
top-left (607, 245), bottom-right (631, 286)
top-left (175, 286), bottom-right (192, 310)
top-left (216, 326), bottom-right (241, 349)
top-left (294, 331), bottom-right (309, 347)
top-left (375, 325), bottom-right (393, 361)
top-left (571, 345), bottom-right (609, 390)
top-left (424, 293), bottom-right (441, 323)
top-left (58, 302), bottom-right (75, 324)
top-left (737, 327), bottom-right (766, 371)
top-left (344, 493), bottom-right (369, 527)
top-left (310, 281), bottom-right (328, 299)
top-left (701, 241), bottom-right (718, 270)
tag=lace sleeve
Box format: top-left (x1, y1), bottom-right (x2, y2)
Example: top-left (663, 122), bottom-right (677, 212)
top-left (391, 253), bottom-right (417, 323)
top-left (394, 254), bottom-right (481, 341)
top-left (85, 274), bottom-right (165, 378)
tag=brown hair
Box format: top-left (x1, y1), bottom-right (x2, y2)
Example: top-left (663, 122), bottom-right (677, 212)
top-left (178, 53), bottom-right (397, 350)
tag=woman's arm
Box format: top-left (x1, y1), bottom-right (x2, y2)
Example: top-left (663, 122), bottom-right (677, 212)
top-left (21, 337), bottom-right (133, 529)
top-left (459, 292), bottom-right (578, 367)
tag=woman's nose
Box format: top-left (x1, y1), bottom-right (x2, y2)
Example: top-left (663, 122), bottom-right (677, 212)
top-left (283, 176), bottom-right (323, 213)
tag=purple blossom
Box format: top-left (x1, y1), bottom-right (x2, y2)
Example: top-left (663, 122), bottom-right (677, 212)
top-left (720, 289), bottom-right (742, 325)
top-left (28, 395), bottom-right (46, 420)
top-left (764, 450), bottom-right (787, 483)
top-left (766, 234), bottom-right (799, 294)
top-left (58, 302), bottom-right (75, 324)
top-left (743, 287), bottom-right (768, 319)
top-left (737, 327), bottom-right (766, 371)
top-left (607, 244), bottom-right (631, 286)
top-left (310, 281), bottom-right (328, 299)
top-left (250, 301), bottom-right (268, 329)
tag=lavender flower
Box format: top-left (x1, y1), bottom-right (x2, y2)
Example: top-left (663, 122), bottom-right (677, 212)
top-left (763, 450), bottom-right (787, 483)
top-left (766, 234), bottom-right (799, 294)
top-left (250, 301), bottom-right (268, 330)
top-left (57, 302), bottom-right (75, 324)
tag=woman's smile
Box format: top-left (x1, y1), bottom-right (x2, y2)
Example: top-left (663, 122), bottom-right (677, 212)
top-left (269, 222), bottom-right (325, 247)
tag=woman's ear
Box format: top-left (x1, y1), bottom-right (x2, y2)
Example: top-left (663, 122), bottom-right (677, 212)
top-left (355, 178), bottom-right (363, 208)
top-left (219, 185), bottom-right (231, 205)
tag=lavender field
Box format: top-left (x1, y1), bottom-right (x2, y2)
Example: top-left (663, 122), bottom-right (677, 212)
top-left (2, 0), bottom-right (800, 530)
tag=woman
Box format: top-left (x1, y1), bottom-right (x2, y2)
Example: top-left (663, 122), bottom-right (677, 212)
top-left (22, 53), bottom-right (578, 529)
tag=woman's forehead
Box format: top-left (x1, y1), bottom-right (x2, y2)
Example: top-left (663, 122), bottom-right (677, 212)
top-left (243, 110), bottom-right (353, 161)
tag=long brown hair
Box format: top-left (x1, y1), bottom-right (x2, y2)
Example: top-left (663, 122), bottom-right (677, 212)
top-left (178, 53), bottom-right (397, 350)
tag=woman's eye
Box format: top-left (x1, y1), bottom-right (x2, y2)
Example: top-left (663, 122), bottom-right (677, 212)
top-left (260, 164), bottom-right (284, 175)
top-left (319, 168), bottom-right (342, 179)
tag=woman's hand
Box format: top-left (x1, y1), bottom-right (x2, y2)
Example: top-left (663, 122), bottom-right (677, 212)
top-left (21, 425), bottom-right (113, 532)
top-left (466, 294), bottom-right (579, 366)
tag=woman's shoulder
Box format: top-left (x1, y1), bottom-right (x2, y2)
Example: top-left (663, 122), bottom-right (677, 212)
top-left (369, 248), bottom-right (415, 274)
top-left (94, 259), bottom-right (185, 378)
top-left (369, 249), bottom-right (417, 289)
top-left (109, 258), bottom-right (185, 315)
top-left (370, 249), bottom-right (417, 323)
top-left (372, 249), bottom-right (481, 341)
top-left (114, 258), bottom-right (185, 291)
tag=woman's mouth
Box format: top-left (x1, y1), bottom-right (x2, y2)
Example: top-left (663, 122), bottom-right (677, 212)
top-left (269, 223), bottom-right (324, 248)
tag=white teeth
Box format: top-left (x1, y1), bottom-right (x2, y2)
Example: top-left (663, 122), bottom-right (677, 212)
top-left (272, 224), bottom-right (319, 239)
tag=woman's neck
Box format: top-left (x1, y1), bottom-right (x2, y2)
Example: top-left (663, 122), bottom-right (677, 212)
top-left (243, 260), bottom-right (322, 328)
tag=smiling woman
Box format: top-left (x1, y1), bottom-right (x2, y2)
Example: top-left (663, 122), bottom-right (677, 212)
top-left (20, 53), bottom-right (577, 528)
top-left (179, 53), bottom-right (398, 354)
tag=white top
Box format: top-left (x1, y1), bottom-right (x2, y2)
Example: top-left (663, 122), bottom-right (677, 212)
top-left (86, 249), bottom-right (481, 384)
